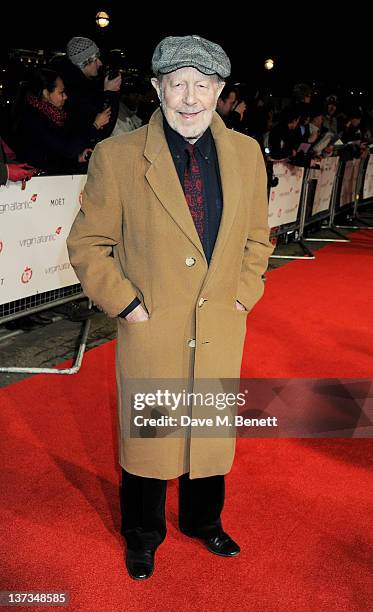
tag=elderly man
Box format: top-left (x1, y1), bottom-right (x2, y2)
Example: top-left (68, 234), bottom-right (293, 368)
top-left (67, 35), bottom-right (273, 580)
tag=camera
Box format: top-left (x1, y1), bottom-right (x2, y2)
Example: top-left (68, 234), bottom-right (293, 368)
top-left (105, 66), bottom-right (120, 81)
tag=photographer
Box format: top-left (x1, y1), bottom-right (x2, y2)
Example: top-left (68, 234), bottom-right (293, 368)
top-left (53, 37), bottom-right (121, 146)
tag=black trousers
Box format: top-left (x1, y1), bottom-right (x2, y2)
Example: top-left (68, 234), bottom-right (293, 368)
top-left (120, 469), bottom-right (225, 551)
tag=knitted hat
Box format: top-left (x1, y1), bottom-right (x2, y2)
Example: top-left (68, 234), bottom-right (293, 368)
top-left (67, 37), bottom-right (99, 67)
top-left (152, 35), bottom-right (231, 79)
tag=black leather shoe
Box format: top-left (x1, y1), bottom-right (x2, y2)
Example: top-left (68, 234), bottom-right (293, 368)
top-left (204, 532), bottom-right (240, 557)
top-left (125, 548), bottom-right (155, 580)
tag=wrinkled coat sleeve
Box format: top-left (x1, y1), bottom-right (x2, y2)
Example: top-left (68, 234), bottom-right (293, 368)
top-left (67, 142), bottom-right (137, 317)
top-left (237, 144), bottom-right (274, 312)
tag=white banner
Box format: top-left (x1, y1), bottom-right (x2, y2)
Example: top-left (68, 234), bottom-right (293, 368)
top-left (340, 158), bottom-right (360, 207)
top-left (0, 175), bottom-right (86, 305)
top-left (268, 162), bottom-right (304, 229)
top-left (363, 155), bottom-right (373, 200)
top-left (311, 156), bottom-right (339, 215)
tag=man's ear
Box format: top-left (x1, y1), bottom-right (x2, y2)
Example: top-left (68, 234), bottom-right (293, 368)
top-left (217, 81), bottom-right (225, 98)
top-left (151, 78), bottom-right (161, 101)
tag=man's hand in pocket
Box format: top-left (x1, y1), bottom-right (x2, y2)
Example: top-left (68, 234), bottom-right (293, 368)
top-left (126, 304), bottom-right (149, 323)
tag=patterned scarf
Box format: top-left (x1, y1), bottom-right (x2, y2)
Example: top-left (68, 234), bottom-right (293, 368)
top-left (27, 94), bottom-right (67, 127)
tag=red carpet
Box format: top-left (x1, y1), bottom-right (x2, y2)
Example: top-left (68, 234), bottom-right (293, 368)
top-left (0, 230), bottom-right (372, 611)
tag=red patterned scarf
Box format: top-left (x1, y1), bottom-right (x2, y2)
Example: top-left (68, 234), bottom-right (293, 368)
top-left (27, 94), bottom-right (67, 127)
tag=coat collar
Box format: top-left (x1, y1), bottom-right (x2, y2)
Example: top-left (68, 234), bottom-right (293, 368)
top-left (144, 108), bottom-right (242, 275)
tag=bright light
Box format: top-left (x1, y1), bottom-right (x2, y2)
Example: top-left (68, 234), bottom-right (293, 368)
top-left (264, 58), bottom-right (274, 70)
top-left (96, 10), bottom-right (109, 28)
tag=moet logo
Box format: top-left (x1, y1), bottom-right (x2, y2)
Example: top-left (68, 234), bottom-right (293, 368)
top-left (21, 266), bottom-right (33, 284)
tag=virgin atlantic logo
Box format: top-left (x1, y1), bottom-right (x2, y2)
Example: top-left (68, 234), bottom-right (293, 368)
top-left (55, 226), bottom-right (62, 235)
top-left (0, 240), bottom-right (3, 254)
top-left (30, 194), bottom-right (38, 202)
top-left (21, 266), bottom-right (33, 284)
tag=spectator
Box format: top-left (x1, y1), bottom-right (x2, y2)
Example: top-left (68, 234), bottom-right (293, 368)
top-left (361, 102), bottom-right (373, 140)
top-left (268, 105), bottom-right (301, 159)
top-left (0, 137), bottom-right (36, 186)
top-left (112, 82), bottom-right (143, 136)
top-left (308, 106), bottom-right (325, 145)
top-left (12, 69), bottom-right (92, 174)
top-left (341, 108), bottom-right (362, 143)
top-left (53, 37), bottom-right (121, 146)
top-left (292, 83), bottom-right (312, 104)
top-left (216, 84), bottom-right (246, 131)
top-left (323, 95), bottom-right (338, 134)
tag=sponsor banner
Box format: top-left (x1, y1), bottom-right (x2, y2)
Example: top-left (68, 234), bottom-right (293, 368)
top-left (340, 158), bottom-right (360, 207)
top-left (268, 162), bottom-right (303, 228)
top-left (363, 154), bottom-right (373, 200)
top-left (0, 175), bottom-right (86, 305)
top-left (122, 378), bottom-right (373, 438)
top-left (311, 156), bottom-right (339, 215)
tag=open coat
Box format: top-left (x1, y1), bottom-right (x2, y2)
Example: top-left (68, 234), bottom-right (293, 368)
top-left (67, 108), bottom-right (273, 479)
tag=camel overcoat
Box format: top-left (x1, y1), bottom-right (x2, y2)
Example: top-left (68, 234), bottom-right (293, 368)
top-left (67, 108), bottom-right (273, 479)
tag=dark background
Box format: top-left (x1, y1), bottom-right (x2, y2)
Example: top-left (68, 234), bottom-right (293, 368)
top-left (1, 3), bottom-right (372, 95)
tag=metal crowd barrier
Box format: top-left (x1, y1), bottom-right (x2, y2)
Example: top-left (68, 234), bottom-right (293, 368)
top-left (269, 151), bottom-right (373, 259)
top-left (0, 174), bottom-right (90, 375)
top-left (1, 153), bottom-right (372, 374)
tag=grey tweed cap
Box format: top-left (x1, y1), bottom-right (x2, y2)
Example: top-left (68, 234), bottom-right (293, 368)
top-left (152, 35), bottom-right (231, 79)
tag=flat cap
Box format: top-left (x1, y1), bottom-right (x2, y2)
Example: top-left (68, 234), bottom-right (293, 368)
top-left (152, 35), bottom-right (231, 79)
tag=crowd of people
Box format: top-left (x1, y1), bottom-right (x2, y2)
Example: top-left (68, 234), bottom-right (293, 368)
top-left (1, 36), bottom-right (372, 189)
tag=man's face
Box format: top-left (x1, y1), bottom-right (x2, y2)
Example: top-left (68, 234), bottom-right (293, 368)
top-left (151, 67), bottom-right (224, 142)
top-left (81, 56), bottom-right (102, 79)
top-left (217, 91), bottom-right (237, 117)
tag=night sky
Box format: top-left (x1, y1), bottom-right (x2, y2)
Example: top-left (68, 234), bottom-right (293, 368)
top-left (2, 3), bottom-right (372, 95)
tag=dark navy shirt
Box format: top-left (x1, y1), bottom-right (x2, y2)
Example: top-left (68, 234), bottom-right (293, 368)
top-left (163, 116), bottom-right (223, 264)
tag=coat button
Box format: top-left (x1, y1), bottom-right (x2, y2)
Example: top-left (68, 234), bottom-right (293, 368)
top-left (185, 257), bottom-right (196, 267)
top-left (198, 297), bottom-right (206, 307)
top-left (188, 339), bottom-right (196, 348)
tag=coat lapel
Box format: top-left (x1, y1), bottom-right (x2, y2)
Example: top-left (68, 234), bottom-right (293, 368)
top-left (144, 109), bottom-right (206, 260)
top-left (204, 113), bottom-right (242, 286)
top-left (144, 109), bottom-right (243, 274)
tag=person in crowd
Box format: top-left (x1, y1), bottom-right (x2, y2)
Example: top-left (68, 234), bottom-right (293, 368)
top-left (323, 95), bottom-right (338, 134)
top-left (292, 82), bottom-right (312, 104)
top-left (12, 69), bottom-right (92, 174)
top-left (216, 83), bottom-right (246, 131)
top-left (361, 102), bottom-right (373, 141)
top-left (112, 82), bottom-right (143, 136)
top-left (0, 137), bottom-right (36, 185)
top-left (67, 34), bottom-right (273, 581)
top-left (268, 105), bottom-right (302, 159)
top-left (308, 106), bottom-right (325, 145)
top-left (53, 37), bottom-right (121, 146)
top-left (340, 108), bottom-right (362, 143)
